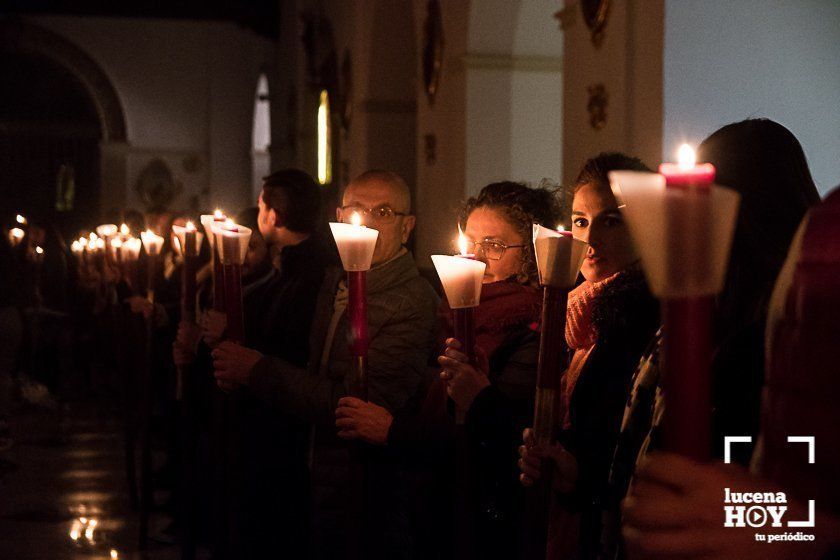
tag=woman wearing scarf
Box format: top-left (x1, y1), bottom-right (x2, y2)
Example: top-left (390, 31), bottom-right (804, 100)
top-left (518, 153), bottom-right (660, 559)
top-left (335, 181), bottom-right (560, 558)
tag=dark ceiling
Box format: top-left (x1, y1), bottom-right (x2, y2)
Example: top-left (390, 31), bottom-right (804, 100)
top-left (0, 0), bottom-right (279, 38)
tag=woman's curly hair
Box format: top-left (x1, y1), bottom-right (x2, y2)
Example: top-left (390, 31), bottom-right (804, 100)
top-left (459, 181), bottom-right (563, 285)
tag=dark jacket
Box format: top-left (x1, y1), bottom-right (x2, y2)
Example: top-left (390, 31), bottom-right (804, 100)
top-left (248, 249), bottom-right (439, 559)
top-left (388, 280), bottom-right (542, 559)
top-left (560, 267), bottom-right (659, 559)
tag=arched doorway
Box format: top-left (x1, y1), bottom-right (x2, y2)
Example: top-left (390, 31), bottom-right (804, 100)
top-left (251, 72), bottom-right (271, 200)
top-left (0, 50), bottom-right (101, 235)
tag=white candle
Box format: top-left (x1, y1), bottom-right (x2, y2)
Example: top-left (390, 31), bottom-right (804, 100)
top-left (172, 221), bottom-right (204, 257)
top-left (96, 224), bottom-right (118, 239)
top-left (532, 224), bottom-right (587, 288)
top-left (329, 212), bottom-right (379, 272)
top-left (214, 220), bottom-right (252, 265)
top-left (140, 229), bottom-right (164, 256)
top-left (431, 255), bottom-right (485, 309)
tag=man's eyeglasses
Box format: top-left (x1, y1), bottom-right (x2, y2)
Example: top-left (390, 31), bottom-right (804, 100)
top-left (341, 205), bottom-right (407, 224)
top-left (466, 240), bottom-right (526, 261)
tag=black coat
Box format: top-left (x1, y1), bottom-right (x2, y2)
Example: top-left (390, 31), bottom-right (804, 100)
top-left (561, 268), bottom-right (659, 558)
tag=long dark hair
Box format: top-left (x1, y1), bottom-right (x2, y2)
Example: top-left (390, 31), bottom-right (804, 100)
top-left (698, 118), bottom-right (821, 331)
top-left (460, 181), bottom-right (562, 285)
top-left (573, 152), bottom-right (651, 193)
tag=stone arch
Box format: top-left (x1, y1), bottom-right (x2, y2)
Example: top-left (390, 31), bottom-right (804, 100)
top-left (1, 19), bottom-right (127, 142)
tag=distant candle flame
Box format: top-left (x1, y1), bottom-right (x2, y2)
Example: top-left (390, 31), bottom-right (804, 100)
top-left (112, 238), bottom-right (123, 248)
top-left (457, 224), bottom-right (468, 255)
top-left (35, 246), bottom-right (43, 255)
top-left (11, 227), bottom-right (24, 239)
top-left (677, 143), bottom-right (696, 170)
top-left (69, 528), bottom-right (80, 541)
top-left (79, 517), bottom-right (87, 525)
top-left (186, 221), bottom-right (196, 231)
top-left (214, 209), bottom-right (225, 220)
top-left (120, 223), bottom-right (129, 236)
top-left (557, 224), bottom-right (566, 232)
top-left (88, 233), bottom-right (97, 242)
top-left (95, 238), bottom-right (105, 250)
top-left (16, 214), bottom-right (26, 225)
top-left (350, 212), bottom-right (362, 228)
top-left (110, 550), bottom-right (119, 559)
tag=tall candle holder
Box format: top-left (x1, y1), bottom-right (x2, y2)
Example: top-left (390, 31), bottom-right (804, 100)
top-left (213, 220), bottom-right (251, 344)
top-left (430, 250), bottom-right (486, 421)
top-left (140, 230), bottom-right (164, 303)
top-left (609, 151), bottom-right (739, 461)
top-left (201, 210), bottom-right (227, 312)
top-left (530, 224), bottom-right (587, 446)
top-left (329, 214), bottom-right (379, 399)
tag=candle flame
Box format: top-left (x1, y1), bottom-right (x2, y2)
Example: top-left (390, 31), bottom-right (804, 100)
top-left (16, 214), bottom-right (26, 225)
top-left (11, 227), bottom-right (24, 239)
top-left (457, 224), bottom-right (468, 255)
top-left (110, 549), bottom-right (119, 559)
top-left (79, 517), bottom-right (87, 525)
top-left (214, 209), bottom-right (225, 220)
top-left (186, 220), bottom-right (196, 231)
top-left (69, 528), bottom-right (80, 541)
top-left (35, 246), bottom-right (43, 255)
top-left (350, 212), bottom-right (362, 228)
top-left (677, 143), bottom-right (696, 170)
top-left (557, 224), bottom-right (566, 232)
top-left (120, 223), bottom-right (129, 236)
top-left (112, 238), bottom-right (123, 248)
top-left (89, 233), bottom-right (97, 242)
top-left (95, 238), bottom-right (105, 250)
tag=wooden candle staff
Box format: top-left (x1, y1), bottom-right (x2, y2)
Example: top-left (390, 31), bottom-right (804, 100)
top-left (609, 153), bottom-right (739, 461)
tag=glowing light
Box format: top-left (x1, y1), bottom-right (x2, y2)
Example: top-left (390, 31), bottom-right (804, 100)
top-left (112, 238), bottom-right (122, 249)
top-left (79, 517), bottom-right (87, 525)
top-left (350, 212), bottom-right (361, 228)
top-left (10, 227), bottom-right (24, 241)
top-left (214, 209), bottom-right (225, 220)
top-left (35, 246), bottom-right (43, 255)
top-left (88, 233), bottom-right (97, 242)
top-left (110, 549), bottom-right (119, 559)
top-left (557, 224), bottom-right (566, 232)
top-left (16, 214), bottom-right (26, 225)
top-left (120, 223), bottom-right (129, 236)
top-left (677, 144), bottom-right (696, 170)
top-left (69, 528), bottom-right (80, 541)
top-left (186, 221), bottom-right (196, 232)
top-left (88, 518), bottom-right (98, 527)
top-left (317, 89), bottom-right (332, 185)
top-left (457, 225), bottom-right (469, 256)
top-left (95, 238), bottom-right (105, 250)
top-left (84, 525), bottom-right (94, 541)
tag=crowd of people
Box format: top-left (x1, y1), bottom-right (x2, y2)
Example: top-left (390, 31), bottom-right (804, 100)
top-left (1, 117), bottom-right (839, 559)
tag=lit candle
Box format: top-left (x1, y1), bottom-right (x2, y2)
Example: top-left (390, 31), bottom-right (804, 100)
top-left (96, 224), bottom-right (118, 239)
top-left (432, 229), bottom-right (486, 426)
top-left (123, 236), bottom-right (143, 292)
top-left (15, 214), bottom-right (27, 225)
top-left (609, 154), bottom-right (740, 461)
top-left (140, 229), bottom-right (165, 303)
top-left (213, 220), bottom-right (251, 343)
top-left (120, 223), bottom-right (130, 237)
top-left (8, 227), bottom-right (25, 247)
top-left (201, 210), bottom-right (227, 312)
top-left (328, 212), bottom-right (379, 397)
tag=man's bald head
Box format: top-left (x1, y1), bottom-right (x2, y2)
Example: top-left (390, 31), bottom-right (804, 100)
top-left (343, 170), bottom-right (411, 214)
top-left (338, 169), bottom-right (416, 265)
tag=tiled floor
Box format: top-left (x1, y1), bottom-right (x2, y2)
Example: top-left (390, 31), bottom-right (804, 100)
top-left (0, 399), bottom-right (180, 560)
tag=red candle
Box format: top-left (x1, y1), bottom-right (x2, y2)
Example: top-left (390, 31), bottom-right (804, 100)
top-left (329, 215), bottom-right (379, 399)
top-left (181, 222), bottom-right (198, 324)
top-left (214, 220), bottom-right (251, 345)
top-left (658, 144), bottom-right (716, 461)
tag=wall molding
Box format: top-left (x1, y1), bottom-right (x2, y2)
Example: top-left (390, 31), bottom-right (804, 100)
top-left (462, 53), bottom-right (562, 73)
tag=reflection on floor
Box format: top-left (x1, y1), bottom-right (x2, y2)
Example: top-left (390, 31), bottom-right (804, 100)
top-left (0, 399), bottom-right (180, 560)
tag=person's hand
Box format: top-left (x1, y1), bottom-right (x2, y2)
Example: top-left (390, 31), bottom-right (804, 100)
top-left (622, 452), bottom-right (815, 559)
top-left (437, 338), bottom-right (491, 411)
top-left (200, 310), bottom-right (227, 348)
top-left (335, 397), bottom-right (393, 445)
top-left (127, 295), bottom-right (154, 318)
top-left (518, 427), bottom-right (578, 493)
top-left (212, 341), bottom-right (263, 388)
top-left (173, 321), bottom-right (202, 366)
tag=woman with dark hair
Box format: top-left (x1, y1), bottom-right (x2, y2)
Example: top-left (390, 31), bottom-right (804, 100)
top-left (518, 153), bottom-right (661, 559)
top-left (336, 181), bottom-right (561, 558)
top-left (591, 119), bottom-right (822, 559)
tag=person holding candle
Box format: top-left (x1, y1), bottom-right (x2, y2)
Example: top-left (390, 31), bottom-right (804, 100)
top-left (337, 181), bottom-right (563, 558)
top-left (517, 153), bottom-right (660, 559)
top-left (591, 120), bottom-right (822, 559)
top-left (620, 186), bottom-right (840, 560)
top-left (211, 170), bottom-right (439, 558)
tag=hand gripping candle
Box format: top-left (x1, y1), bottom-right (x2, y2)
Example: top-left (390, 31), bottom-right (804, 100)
top-left (609, 145), bottom-right (739, 460)
top-left (329, 212), bottom-right (379, 398)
